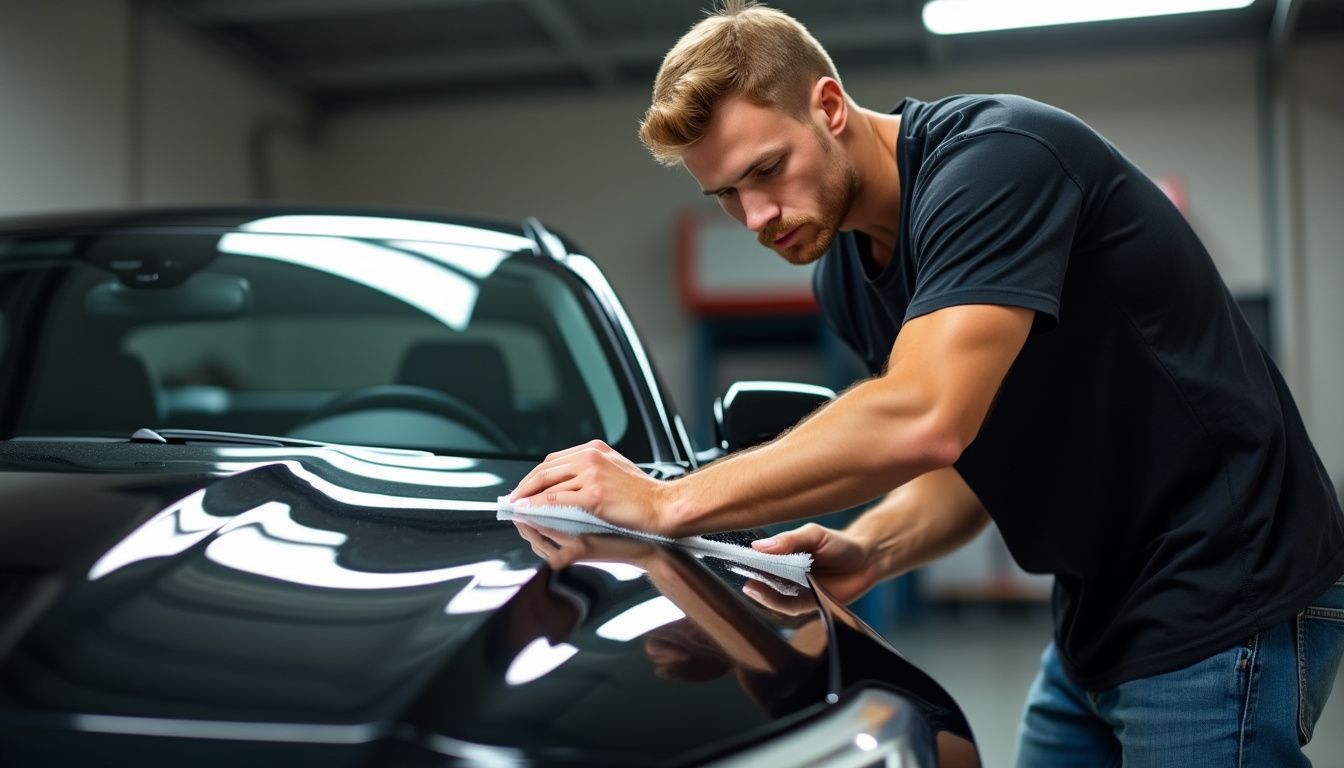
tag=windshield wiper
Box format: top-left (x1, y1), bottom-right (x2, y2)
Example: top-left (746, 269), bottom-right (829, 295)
top-left (129, 428), bottom-right (330, 448)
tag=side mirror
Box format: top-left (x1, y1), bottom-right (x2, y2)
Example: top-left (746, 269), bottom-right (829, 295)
top-left (713, 380), bottom-right (836, 453)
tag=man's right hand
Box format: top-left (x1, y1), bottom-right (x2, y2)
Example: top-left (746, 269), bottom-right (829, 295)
top-left (751, 523), bottom-right (880, 604)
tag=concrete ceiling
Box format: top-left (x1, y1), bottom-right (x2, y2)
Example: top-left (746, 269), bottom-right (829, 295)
top-left (155, 0), bottom-right (1344, 109)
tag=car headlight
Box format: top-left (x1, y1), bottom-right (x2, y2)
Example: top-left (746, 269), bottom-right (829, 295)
top-left (707, 688), bottom-right (935, 768)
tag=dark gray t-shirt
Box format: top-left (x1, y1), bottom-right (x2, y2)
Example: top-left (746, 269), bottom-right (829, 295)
top-left (814, 94), bottom-right (1344, 688)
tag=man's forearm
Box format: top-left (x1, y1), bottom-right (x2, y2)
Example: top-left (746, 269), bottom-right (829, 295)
top-left (848, 467), bottom-right (991, 579)
top-left (663, 374), bottom-right (958, 536)
top-left (659, 305), bottom-right (1032, 537)
top-left (508, 305), bottom-right (1030, 538)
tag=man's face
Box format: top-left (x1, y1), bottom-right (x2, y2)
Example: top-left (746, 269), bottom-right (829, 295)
top-left (683, 93), bottom-right (858, 265)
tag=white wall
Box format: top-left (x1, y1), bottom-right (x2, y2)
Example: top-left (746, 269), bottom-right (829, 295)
top-left (0, 1), bottom-right (310, 215)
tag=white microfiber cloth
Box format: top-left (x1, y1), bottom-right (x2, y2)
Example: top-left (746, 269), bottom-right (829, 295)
top-left (497, 497), bottom-right (812, 586)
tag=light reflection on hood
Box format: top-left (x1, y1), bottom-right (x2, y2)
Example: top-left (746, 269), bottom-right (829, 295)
top-left (595, 596), bottom-right (686, 642)
top-left (214, 460), bottom-right (501, 511)
top-left (90, 486), bottom-right (536, 595)
top-left (87, 454), bottom-right (535, 602)
top-left (211, 447), bottom-right (502, 489)
top-left (505, 637), bottom-right (579, 686)
top-left (204, 507), bottom-right (513, 591)
top-left (88, 489), bottom-right (221, 580)
top-left (445, 567), bottom-right (538, 614)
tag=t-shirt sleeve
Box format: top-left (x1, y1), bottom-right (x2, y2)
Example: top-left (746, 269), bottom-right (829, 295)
top-left (905, 130), bottom-right (1082, 332)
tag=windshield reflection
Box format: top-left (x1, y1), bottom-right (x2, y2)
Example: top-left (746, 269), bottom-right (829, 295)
top-left (239, 214), bottom-right (532, 253)
top-left (218, 232), bottom-right (482, 330)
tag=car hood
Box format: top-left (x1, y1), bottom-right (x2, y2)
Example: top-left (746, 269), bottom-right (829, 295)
top-left (0, 440), bottom-right (848, 765)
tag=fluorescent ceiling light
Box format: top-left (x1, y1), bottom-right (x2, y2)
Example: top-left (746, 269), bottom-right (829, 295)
top-left (922, 0), bottom-right (1255, 35)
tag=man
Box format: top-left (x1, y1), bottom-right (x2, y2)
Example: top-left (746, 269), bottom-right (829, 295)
top-left (509, 2), bottom-right (1344, 764)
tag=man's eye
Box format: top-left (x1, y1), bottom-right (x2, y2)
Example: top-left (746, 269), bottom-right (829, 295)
top-left (717, 188), bottom-right (736, 199)
top-left (758, 163), bottom-right (780, 178)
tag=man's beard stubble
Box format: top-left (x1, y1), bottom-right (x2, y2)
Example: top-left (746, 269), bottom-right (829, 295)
top-left (758, 148), bottom-right (860, 266)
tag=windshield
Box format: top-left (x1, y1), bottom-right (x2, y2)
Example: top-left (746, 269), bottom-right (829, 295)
top-left (0, 216), bottom-right (650, 461)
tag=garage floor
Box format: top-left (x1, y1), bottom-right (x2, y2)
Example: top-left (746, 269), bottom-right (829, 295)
top-left (885, 608), bottom-right (1344, 768)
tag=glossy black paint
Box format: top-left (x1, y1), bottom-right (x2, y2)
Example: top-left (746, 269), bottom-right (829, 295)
top-left (0, 208), bottom-right (980, 767)
top-left (0, 442), bottom-right (801, 763)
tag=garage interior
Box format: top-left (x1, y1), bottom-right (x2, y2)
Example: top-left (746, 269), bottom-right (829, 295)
top-left (3, 0), bottom-right (1343, 765)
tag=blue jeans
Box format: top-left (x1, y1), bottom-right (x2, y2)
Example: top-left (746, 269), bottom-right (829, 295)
top-left (1016, 576), bottom-right (1344, 767)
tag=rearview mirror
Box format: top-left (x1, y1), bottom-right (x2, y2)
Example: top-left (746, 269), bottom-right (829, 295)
top-left (713, 380), bottom-right (836, 453)
top-left (84, 274), bottom-right (251, 320)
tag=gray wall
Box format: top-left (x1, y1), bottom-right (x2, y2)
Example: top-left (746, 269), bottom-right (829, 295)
top-left (0, 0), bottom-right (310, 214)
top-left (1, 0), bottom-right (131, 211)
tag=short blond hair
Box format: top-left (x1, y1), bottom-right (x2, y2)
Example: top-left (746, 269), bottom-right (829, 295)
top-left (638, 1), bottom-right (839, 167)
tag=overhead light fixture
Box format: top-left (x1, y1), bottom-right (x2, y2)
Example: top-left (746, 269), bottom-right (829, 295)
top-left (922, 0), bottom-right (1256, 35)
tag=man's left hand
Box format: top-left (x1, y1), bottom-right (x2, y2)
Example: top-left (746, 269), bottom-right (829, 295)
top-left (508, 439), bottom-right (673, 535)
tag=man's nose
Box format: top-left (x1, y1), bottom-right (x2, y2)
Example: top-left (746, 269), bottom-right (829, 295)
top-left (740, 189), bottom-right (780, 233)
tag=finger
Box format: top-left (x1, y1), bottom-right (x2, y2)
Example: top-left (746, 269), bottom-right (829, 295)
top-left (752, 522), bottom-right (828, 554)
top-left (510, 458), bottom-right (585, 502)
top-left (527, 441), bottom-right (610, 474)
top-left (553, 440), bottom-right (611, 460)
top-left (513, 444), bottom-right (625, 500)
top-left (514, 476), bottom-right (588, 510)
top-left (529, 442), bottom-right (613, 475)
top-left (515, 487), bottom-right (598, 515)
top-left (509, 461), bottom-right (557, 502)
top-left (510, 454), bottom-right (576, 501)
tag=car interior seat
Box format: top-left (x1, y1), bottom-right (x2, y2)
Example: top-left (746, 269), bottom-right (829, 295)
top-left (396, 340), bottom-right (517, 441)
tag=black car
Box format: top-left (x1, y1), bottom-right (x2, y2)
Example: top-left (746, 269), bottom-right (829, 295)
top-left (0, 207), bottom-right (980, 766)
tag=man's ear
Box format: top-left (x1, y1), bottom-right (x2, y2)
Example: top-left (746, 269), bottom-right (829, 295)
top-left (812, 77), bottom-right (847, 137)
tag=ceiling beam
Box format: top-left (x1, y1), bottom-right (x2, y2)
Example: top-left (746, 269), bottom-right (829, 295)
top-left (169, 0), bottom-right (498, 25)
top-left (301, 48), bottom-right (575, 88)
top-left (519, 0), bottom-right (617, 89)
top-left (296, 18), bottom-right (924, 90)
